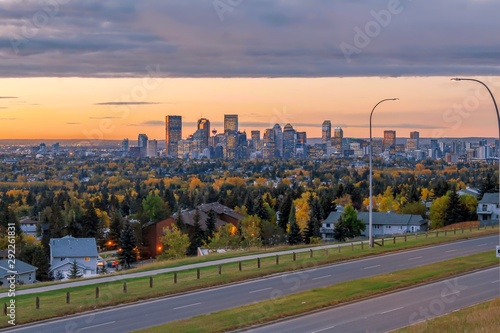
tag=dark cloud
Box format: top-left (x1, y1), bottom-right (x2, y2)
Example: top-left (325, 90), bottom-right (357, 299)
top-left (0, 0), bottom-right (499, 77)
top-left (66, 122), bottom-right (80, 125)
top-left (89, 116), bottom-right (121, 119)
top-left (95, 102), bottom-right (162, 105)
top-left (0, 96), bottom-right (18, 99)
top-left (140, 120), bottom-right (164, 126)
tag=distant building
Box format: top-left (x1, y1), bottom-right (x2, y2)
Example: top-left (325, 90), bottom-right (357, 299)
top-left (19, 217), bottom-right (38, 238)
top-left (410, 131), bottom-right (420, 149)
top-left (197, 118), bottom-right (210, 148)
top-left (283, 123), bottom-right (296, 159)
top-left (322, 120), bottom-right (332, 144)
top-left (477, 193), bottom-right (499, 224)
top-left (333, 127), bottom-right (343, 152)
top-left (0, 259), bottom-right (37, 285)
top-left (138, 134), bottom-right (148, 157)
top-left (383, 130), bottom-right (396, 150)
top-left (273, 124), bottom-right (283, 158)
top-left (262, 128), bottom-right (276, 159)
top-left (147, 139), bottom-right (158, 158)
top-left (224, 114), bottom-right (238, 134)
top-left (51, 142), bottom-right (60, 155)
top-left (121, 138), bottom-right (129, 152)
top-left (166, 115), bottom-right (182, 157)
top-left (251, 130), bottom-right (261, 151)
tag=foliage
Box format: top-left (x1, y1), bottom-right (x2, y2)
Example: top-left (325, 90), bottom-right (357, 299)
top-left (19, 242), bottom-right (50, 281)
top-left (241, 215), bottom-right (262, 248)
top-left (118, 221), bottom-right (137, 268)
top-left (287, 203), bottom-right (303, 245)
top-left (205, 209), bottom-right (217, 240)
top-left (68, 260), bottom-right (83, 279)
top-left (142, 192), bottom-right (169, 223)
top-left (205, 224), bottom-right (240, 249)
top-left (159, 225), bottom-right (190, 260)
top-left (188, 209), bottom-right (204, 255)
top-left (429, 195), bottom-right (449, 229)
top-left (333, 205), bottom-right (365, 242)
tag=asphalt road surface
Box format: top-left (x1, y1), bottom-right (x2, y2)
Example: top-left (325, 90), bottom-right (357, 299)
top-left (3, 235), bottom-right (498, 333)
top-left (245, 267), bottom-right (500, 333)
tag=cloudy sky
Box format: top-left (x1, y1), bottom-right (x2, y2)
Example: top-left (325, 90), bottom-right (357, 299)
top-left (1, 0), bottom-right (499, 139)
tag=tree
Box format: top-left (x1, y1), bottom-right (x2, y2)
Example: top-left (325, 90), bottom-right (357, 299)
top-left (108, 211), bottom-right (123, 248)
top-left (118, 221), bottom-right (137, 268)
top-left (255, 196), bottom-right (270, 221)
top-left (68, 260), bottom-right (82, 279)
top-left (287, 203), bottom-right (302, 245)
top-left (188, 209), bottom-right (204, 256)
top-left (20, 243), bottom-right (50, 281)
top-left (142, 193), bottom-right (169, 222)
top-left (55, 270), bottom-right (65, 281)
top-left (445, 189), bottom-right (469, 226)
top-left (479, 173), bottom-right (497, 199)
top-left (205, 224), bottom-right (240, 250)
top-left (400, 201), bottom-right (427, 218)
top-left (241, 215), bottom-right (262, 248)
top-left (460, 194), bottom-right (478, 221)
top-left (304, 196), bottom-right (322, 244)
top-left (429, 195), bottom-right (449, 229)
top-left (175, 208), bottom-right (186, 232)
top-left (278, 194), bottom-right (293, 232)
top-left (159, 225), bottom-right (190, 260)
top-left (333, 205), bottom-right (365, 242)
top-left (82, 202), bottom-right (100, 239)
top-left (205, 209), bottom-right (217, 241)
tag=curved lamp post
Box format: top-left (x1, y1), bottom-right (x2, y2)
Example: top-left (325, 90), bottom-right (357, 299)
top-left (451, 77), bottom-right (499, 230)
top-left (369, 98), bottom-right (399, 248)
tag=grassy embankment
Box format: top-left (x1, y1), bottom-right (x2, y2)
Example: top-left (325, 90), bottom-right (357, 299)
top-left (0, 226), bottom-right (497, 327)
top-left (134, 251), bottom-right (498, 333)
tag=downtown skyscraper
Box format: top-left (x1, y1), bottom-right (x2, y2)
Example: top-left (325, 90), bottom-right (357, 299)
top-left (165, 115), bottom-right (182, 157)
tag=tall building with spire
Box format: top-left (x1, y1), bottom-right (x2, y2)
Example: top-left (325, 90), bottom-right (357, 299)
top-left (165, 115), bottom-right (182, 157)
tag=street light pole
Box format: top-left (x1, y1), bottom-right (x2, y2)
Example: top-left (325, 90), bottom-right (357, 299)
top-left (369, 98), bottom-right (399, 248)
top-left (451, 77), bottom-right (500, 230)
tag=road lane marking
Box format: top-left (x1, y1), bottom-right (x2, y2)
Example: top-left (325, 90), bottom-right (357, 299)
top-left (249, 287), bottom-right (272, 294)
top-left (173, 302), bottom-right (202, 310)
top-left (446, 249), bottom-right (458, 253)
top-left (381, 306), bottom-right (404, 314)
top-left (312, 275), bottom-right (332, 281)
top-left (81, 321), bottom-right (116, 330)
top-left (311, 325), bottom-right (336, 333)
top-left (408, 256), bottom-right (423, 261)
top-left (363, 265), bottom-right (381, 270)
top-left (442, 291), bottom-right (460, 297)
top-left (477, 243), bottom-right (488, 246)
top-left (491, 280), bottom-right (500, 284)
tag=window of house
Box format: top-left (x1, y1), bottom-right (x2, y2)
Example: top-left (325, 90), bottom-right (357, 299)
top-left (326, 223), bottom-right (330, 228)
top-left (29, 274), bottom-right (32, 281)
top-left (84, 257), bottom-right (90, 261)
top-left (385, 225), bottom-right (391, 229)
top-left (482, 204), bottom-right (488, 211)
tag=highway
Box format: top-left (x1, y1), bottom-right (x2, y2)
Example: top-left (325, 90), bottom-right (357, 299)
top-left (245, 267), bottom-right (500, 333)
top-left (2, 235), bottom-right (497, 333)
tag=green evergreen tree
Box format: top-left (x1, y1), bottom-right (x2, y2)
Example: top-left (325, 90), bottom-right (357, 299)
top-left (205, 209), bottom-right (217, 241)
top-left (278, 194), bottom-right (292, 232)
top-left (188, 209), bottom-right (204, 256)
top-left (118, 221), bottom-right (137, 269)
top-left (445, 189), bottom-right (469, 226)
top-left (175, 207), bottom-right (186, 232)
top-left (68, 260), bottom-right (83, 279)
top-left (255, 196), bottom-right (270, 221)
top-left (287, 203), bottom-right (302, 245)
top-left (20, 243), bottom-right (50, 281)
top-left (108, 211), bottom-right (123, 248)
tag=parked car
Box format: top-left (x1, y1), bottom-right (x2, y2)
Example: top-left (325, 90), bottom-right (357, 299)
top-left (107, 260), bottom-right (119, 268)
top-left (96, 258), bottom-right (105, 267)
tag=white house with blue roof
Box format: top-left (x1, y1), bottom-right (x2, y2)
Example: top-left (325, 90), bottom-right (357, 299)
top-left (322, 210), bottom-right (427, 241)
top-left (49, 236), bottom-right (98, 279)
top-left (0, 259), bottom-right (37, 286)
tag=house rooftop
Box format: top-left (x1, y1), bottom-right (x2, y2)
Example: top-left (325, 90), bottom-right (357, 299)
top-left (478, 192), bottom-right (499, 205)
top-left (0, 259), bottom-right (38, 278)
top-left (50, 236), bottom-right (98, 258)
top-left (324, 211), bottom-right (426, 226)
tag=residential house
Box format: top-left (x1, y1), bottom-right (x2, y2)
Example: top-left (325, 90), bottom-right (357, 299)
top-left (49, 236), bottom-right (99, 279)
top-left (322, 211), bottom-right (427, 240)
top-left (477, 192), bottom-right (499, 223)
top-left (19, 217), bottom-right (38, 238)
top-left (0, 259), bottom-right (38, 285)
top-left (143, 202), bottom-right (244, 258)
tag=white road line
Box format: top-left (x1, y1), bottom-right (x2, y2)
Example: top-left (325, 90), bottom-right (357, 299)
top-left (442, 291), bottom-right (460, 297)
top-left (81, 321), bottom-right (116, 331)
top-left (173, 302), bottom-right (202, 310)
top-left (312, 275), bottom-right (332, 281)
top-left (249, 287), bottom-right (272, 294)
top-left (477, 243), bottom-right (488, 246)
top-left (311, 325), bottom-right (336, 333)
top-left (408, 256), bottom-right (423, 261)
top-left (491, 280), bottom-right (500, 284)
top-left (381, 306), bottom-right (404, 314)
top-left (363, 265), bottom-right (381, 270)
top-left (446, 249), bottom-right (458, 253)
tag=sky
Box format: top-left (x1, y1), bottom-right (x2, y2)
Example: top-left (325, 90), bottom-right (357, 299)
top-left (1, 0), bottom-right (500, 140)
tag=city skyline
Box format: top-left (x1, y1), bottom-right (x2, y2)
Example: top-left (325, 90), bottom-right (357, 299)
top-left (2, 76), bottom-right (500, 140)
